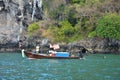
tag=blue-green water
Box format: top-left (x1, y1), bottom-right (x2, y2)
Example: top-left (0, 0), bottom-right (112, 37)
top-left (0, 53), bottom-right (120, 80)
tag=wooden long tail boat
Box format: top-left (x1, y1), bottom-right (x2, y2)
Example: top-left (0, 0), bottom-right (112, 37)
top-left (22, 50), bottom-right (80, 59)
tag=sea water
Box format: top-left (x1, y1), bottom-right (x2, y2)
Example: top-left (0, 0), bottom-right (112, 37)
top-left (0, 53), bottom-right (120, 80)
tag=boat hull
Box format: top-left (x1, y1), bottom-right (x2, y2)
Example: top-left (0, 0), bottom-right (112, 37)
top-left (24, 51), bottom-right (80, 59)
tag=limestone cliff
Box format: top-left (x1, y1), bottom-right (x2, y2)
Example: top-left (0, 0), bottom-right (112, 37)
top-left (0, 0), bottom-right (43, 45)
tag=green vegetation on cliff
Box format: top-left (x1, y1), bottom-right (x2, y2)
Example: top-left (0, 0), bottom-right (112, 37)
top-left (95, 13), bottom-right (120, 39)
top-left (28, 0), bottom-right (120, 43)
top-left (28, 22), bottom-right (39, 36)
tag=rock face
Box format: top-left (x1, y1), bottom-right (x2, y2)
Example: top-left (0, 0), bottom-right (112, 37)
top-left (0, 0), bottom-right (43, 50)
top-left (0, 0), bottom-right (119, 53)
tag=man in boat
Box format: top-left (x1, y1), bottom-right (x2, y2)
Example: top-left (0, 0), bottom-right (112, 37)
top-left (19, 40), bottom-right (24, 49)
top-left (36, 45), bottom-right (40, 53)
top-left (78, 48), bottom-right (87, 58)
top-left (49, 43), bottom-right (60, 56)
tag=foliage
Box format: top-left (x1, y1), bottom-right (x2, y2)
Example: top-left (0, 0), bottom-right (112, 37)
top-left (70, 0), bottom-right (85, 4)
top-left (49, 3), bottom-right (67, 20)
top-left (88, 31), bottom-right (96, 38)
top-left (94, 13), bottom-right (120, 39)
top-left (70, 0), bottom-right (100, 6)
top-left (28, 22), bottom-right (39, 36)
top-left (68, 7), bottom-right (78, 26)
top-left (28, 0), bottom-right (120, 43)
top-left (42, 26), bottom-right (58, 42)
top-left (71, 0), bottom-right (81, 3)
top-left (56, 21), bottom-right (75, 42)
top-left (42, 20), bottom-right (82, 43)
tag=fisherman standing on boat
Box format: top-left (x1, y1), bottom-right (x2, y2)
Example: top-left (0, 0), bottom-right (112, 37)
top-left (78, 51), bottom-right (83, 58)
top-left (78, 48), bottom-right (87, 58)
top-left (19, 40), bottom-right (24, 49)
top-left (49, 43), bottom-right (60, 56)
top-left (36, 45), bottom-right (40, 53)
top-left (49, 44), bottom-right (54, 53)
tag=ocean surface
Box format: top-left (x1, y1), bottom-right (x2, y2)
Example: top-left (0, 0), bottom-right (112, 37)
top-left (0, 53), bottom-right (120, 80)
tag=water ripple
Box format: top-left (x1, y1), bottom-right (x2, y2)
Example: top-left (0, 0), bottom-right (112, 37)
top-left (0, 53), bottom-right (120, 80)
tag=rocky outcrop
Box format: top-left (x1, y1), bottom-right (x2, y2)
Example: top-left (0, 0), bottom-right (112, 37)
top-left (17, 37), bottom-right (119, 54)
top-left (0, 0), bottom-right (43, 49)
top-left (62, 37), bottom-right (120, 54)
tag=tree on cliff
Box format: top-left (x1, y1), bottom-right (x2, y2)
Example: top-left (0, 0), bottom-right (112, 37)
top-left (28, 22), bottom-right (39, 36)
top-left (88, 13), bottom-right (120, 52)
top-left (89, 13), bottom-right (120, 39)
top-left (95, 13), bottom-right (120, 39)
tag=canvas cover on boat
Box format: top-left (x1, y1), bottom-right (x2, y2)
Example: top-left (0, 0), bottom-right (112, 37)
top-left (55, 52), bottom-right (69, 57)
